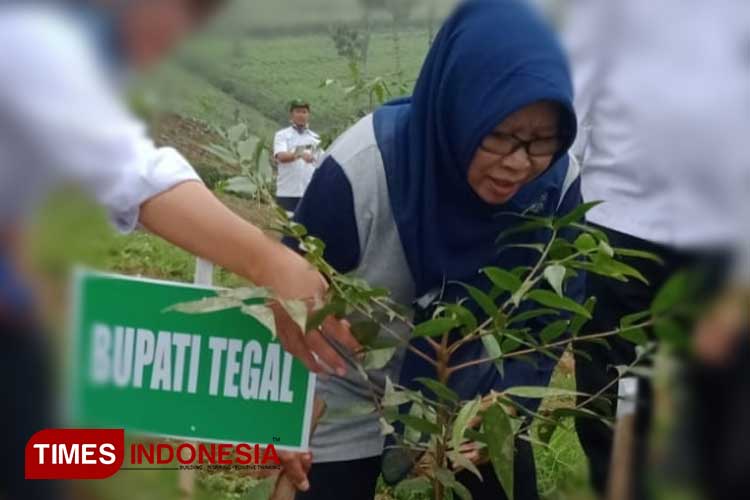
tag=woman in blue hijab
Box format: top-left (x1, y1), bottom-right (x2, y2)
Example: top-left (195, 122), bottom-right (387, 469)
top-left (285, 0), bottom-right (581, 498)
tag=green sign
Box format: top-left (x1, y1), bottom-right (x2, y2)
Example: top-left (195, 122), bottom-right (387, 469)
top-left (69, 270), bottom-right (316, 451)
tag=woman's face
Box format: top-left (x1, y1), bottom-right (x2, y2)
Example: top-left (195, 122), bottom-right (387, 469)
top-left (467, 101), bottom-right (562, 205)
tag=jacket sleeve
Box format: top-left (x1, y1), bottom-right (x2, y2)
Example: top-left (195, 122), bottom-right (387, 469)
top-left (0, 10), bottom-right (200, 234)
top-left (282, 156), bottom-right (361, 274)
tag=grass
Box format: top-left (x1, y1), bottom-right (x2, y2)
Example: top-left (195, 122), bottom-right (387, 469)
top-left (28, 190), bottom-right (276, 293)
top-left (134, 61), bottom-right (278, 134)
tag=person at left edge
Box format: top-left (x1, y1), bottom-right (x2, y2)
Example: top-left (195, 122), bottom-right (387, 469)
top-left (273, 99), bottom-right (323, 215)
top-left (0, 2), bottom-right (358, 498)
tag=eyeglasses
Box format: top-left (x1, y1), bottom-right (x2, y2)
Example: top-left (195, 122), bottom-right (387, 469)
top-left (480, 133), bottom-right (562, 158)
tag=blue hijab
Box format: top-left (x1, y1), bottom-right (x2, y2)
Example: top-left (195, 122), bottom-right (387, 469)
top-left (373, 0), bottom-right (577, 299)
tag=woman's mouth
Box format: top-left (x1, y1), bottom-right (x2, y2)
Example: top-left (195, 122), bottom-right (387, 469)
top-left (489, 178), bottom-right (519, 194)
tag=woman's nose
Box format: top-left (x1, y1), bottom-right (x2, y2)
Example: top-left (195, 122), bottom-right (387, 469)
top-left (502, 147), bottom-right (532, 171)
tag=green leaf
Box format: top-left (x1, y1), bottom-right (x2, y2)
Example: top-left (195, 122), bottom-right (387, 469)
top-left (508, 308), bottom-right (559, 326)
top-left (651, 272), bottom-right (691, 315)
top-left (654, 318), bottom-right (687, 348)
top-left (574, 233), bottom-right (597, 252)
top-left (481, 334), bottom-right (505, 377)
top-left (619, 327), bottom-right (648, 345)
top-left (403, 402), bottom-right (425, 444)
top-left (350, 321), bottom-right (380, 346)
top-left (619, 310), bottom-right (651, 329)
top-left (449, 450), bottom-right (483, 481)
top-left (393, 476), bottom-right (432, 499)
top-left (548, 240), bottom-right (577, 260)
top-left (165, 296), bottom-right (242, 314)
top-left (484, 404), bottom-right (515, 500)
top-left (570, 297), bottom-right (597, 336)
top-left (483, 267), bottom-right (523, 293)
top-left (600, 258), bottom-right (649, 284)
top-left (461, 284), bottom-right (497, 317)
top-left (540, 319), bottom-right (570, 343)
top-left (414, 318), bottom-right (459, 338)
top-left (444, 304), bottom-right (478, 334)
top-left (598, 240), bottom-right (615, 258)
top-left (465, 429), bottom-right (488, 444)
top-left (362, 347), bottom-right (397, 370)
top-left (493, 311), bottom-right (508, 331)
top-left (452, 398), bottom-right (482, 454)
top-left (379, 417), bottom-right (395, 436)
top-left (240, 304), bottom-right (276, 338)
top-left (321, 401), bottom-right (376, 422)
top-left (434, 468), bottom-right (472, 500)
top-left (398, 413), bottom-right (441, 436)
top-left (503, 386), bottom-right (585, 399)
top-left (526, 290), bottom-right (592, 319)
top-left (201, 144), bottom-right (237, 164)
top-left (571, 222), bottom-right (610, 243)
top-left (543, 264), bottom-right (567, 297)
top-left (549, 407), bottom-right (605, 421)
top-left (306, 300), bottom-right (347, 332)
top-left (553, 201), bottom-right (603, 229)
top-left (383, 377), bottom-right (412, 407)
top-left (415, 378), bottom-right (459, 403)
top-left (613, 248), bottom-right (664, 264)
top-left (288, 222), bottom-right (308, 238)
top-left (219, 287), bottom-right (270, 301)
top-left (228, 123), bottom-right (247, 142)
top-left (501, 336), bottom-right (521, 353)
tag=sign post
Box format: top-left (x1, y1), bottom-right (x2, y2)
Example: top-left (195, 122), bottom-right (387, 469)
top-left (69, 269), bottom-right (316, 451)
top-left (180, 258), bottom-right (214, 497)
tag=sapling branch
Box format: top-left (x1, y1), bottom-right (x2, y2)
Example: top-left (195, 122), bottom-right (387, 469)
top-left (446, 320), bottom-right (654, 376)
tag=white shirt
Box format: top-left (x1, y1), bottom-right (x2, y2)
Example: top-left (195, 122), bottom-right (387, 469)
top-left (0, 5), bottom-right (201, 234)
top-left (273, 125), bottom-right (321, 198)
top-left (563, 0), bottom-right (750, 281)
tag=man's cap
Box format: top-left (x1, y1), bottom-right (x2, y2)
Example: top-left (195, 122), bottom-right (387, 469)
top-left (289, 99), bottom-right (311, 111)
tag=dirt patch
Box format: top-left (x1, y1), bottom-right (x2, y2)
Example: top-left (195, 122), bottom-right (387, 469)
top-left (151, 113), bottom-right (239, 182)
top-left (216, 192), bottom-right (281, 239)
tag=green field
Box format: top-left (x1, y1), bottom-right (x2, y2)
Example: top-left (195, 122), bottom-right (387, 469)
top-left (210, 0), bottom-right (458, 34)
top-left (141, 27), bottom-right (434, 141)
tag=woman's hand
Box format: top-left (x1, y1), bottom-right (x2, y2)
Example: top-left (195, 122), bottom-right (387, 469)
top-left (276, 450), bottom-right (312, 493)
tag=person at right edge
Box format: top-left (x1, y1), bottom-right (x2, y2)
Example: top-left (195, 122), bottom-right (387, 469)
top-left (562, 1), bottom-right (750, 498)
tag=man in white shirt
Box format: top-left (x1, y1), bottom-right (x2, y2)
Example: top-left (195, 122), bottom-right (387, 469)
top-left (563, 1), bottom-right (750, 497)
top-left (0, 3), bottom-right (356, 498)
top-left (273, 99), bottom-right (322, 214)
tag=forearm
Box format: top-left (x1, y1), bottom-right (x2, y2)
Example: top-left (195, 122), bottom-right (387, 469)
top-left (275, 152), bottom-right (297, 163)
top-left (138, 181), bottom-right (280, 287)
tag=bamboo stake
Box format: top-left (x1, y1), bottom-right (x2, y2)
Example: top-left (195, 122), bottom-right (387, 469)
top-left (606, 377), bottom-right (639, 500)
top-left (271, 398), bottom-right (327, 500)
